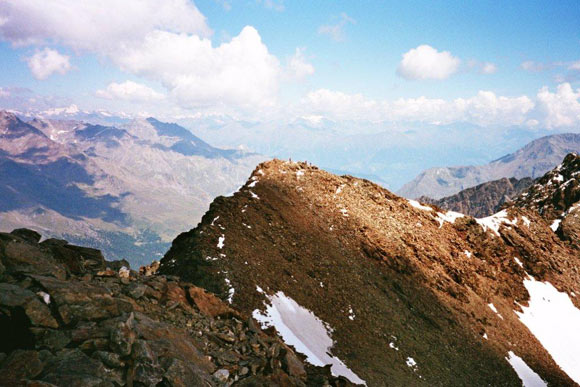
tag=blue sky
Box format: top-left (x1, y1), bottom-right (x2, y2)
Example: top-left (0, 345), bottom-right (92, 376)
top-left (0, 1), bottom-right (578, 110)
top-left (0, 0), bottom-right (579, 187)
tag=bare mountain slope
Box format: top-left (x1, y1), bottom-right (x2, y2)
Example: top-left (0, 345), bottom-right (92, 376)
top-left (399, 133), bottom-right (580, 199)
top-left (0, 111), bottom-right (265, 267)
top-left (160, 159), bottom-right (580, 386)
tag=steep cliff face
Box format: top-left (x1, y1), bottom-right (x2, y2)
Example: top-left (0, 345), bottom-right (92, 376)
top-left (0, 228), bottom-right (348, 386)
top-left (161, 159), bottom-right (580, 386)
top-left (420, 176), bottom-right (534, 218)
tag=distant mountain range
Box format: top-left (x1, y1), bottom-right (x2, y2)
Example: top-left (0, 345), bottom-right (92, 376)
top-left (398, 133), bottom-right (580, 199)
top-left (0, 111), bottom-right (265, 266)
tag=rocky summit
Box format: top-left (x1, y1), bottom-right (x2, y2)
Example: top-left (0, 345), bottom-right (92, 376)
top-left (161, 158), bottom-right (580, 386)
top-left (0, 228), bottom-right (353, 386)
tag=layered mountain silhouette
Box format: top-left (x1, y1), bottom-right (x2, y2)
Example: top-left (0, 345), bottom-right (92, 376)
top-left (0, 111), bottom-right (264, 266)
top-left (160, 157), bottom-right (580, 386)
top-left (399, 133), bottom-right (580, 199)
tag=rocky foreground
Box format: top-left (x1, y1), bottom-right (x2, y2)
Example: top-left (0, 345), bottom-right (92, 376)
top-left (0, 228), bottom-right (350, 386)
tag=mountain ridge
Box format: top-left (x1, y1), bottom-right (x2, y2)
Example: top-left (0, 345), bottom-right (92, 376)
top-left (398, 133), bottom-right (580, 199)
top-left (160, 158), bottom-right (580, 386)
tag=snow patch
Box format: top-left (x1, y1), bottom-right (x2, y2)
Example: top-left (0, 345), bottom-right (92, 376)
top-left (505, 351), bottom-right (547, 387)
top-left (514, 257), bottom-right (524, 268)
top-left (250, 191), bottom-right (260, 199)
top-left (252, 292), bottom-right (366, 385)
top-left (522, 216), bottom-right (531, 227)
top-left (224, 278), bottom-right (235, 304)
top-left (464, 250), bottom-right (472, 258)
top-left (550, 219), bottom-right (561, 232)
top-left (435, 211), bottom-right (464, 227)
top-left (348, 306), bottom-right (355, 320)
top-left (406, 357), bottom-right (417, 368)
top-left (408, 199), bottom-right (432, 211)
top-left (488, 303), bottom-right (503, 319)
top-left (217, 235), bottom-right (225, 249)
top-left (37, 291), bottom-right (50, 305)
top-left (476, 209), bottom-right (516, 236)
top-left (515, 277), bottom-right (580, 384)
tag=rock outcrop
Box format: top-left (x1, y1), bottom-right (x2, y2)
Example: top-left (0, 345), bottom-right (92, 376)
top-left (512, 153), bottom-right (580, 248)
top-left (161, 159), bottom-right (580, 386)
top-left (420, 176), bottom-right (533, 218)
top-left (0, 228), bottom-right (345, 386)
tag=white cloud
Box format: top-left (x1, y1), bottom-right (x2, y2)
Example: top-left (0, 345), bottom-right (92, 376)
top-left (260, 0), bottom-right (285, 11)
top-left (397, 45), bottom-right (460, 80)
top-left (481, 62), bottom-right (497, 74)
top-left (0, 0), bottom-right (211, 51)
top-left (115, 27), bottom-right (280, 108)
top-left (303, 89), bottom-right (379, 120)
top-left (0, 1), bottom-right (280, 109)
top-left (569, 61), bottom-right (580, 71)
top-left (26, 48), bottom-right (71, 80)
top-left (535, 83), bottom-right (580, 128)
top-left (520, 61), bottom-right (548, 72)
top-left (287, 47), bottom-right (314, 80)
top-left (301, 88), bottom-right (536, 127)
top-left (318, 13), bottom-right (355, 42)
top-left (96, 81), bottom-right (165, 102)
top-left (0, 87), bottom-right (9, 98)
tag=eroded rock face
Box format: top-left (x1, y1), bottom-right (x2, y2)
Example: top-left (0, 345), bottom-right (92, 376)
top-left (0, 229), bottom-right (339, 386)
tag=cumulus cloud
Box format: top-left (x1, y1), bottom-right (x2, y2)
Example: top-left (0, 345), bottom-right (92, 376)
top-left (535, 83), bottom-right (580, 128)
top-left (26, 48), bottom-right (71, 80)
top-left (397, 45), bottom-right (460, 80)
top-left (0, 0), bottom-right (281, 109)
top-left (304, 89), bottom-right (379, 120)
top-left (480, 62), bottom-right (497, 74)
top-left (318, 13), bottom-right (355, 42)
top-left (96, 81), bottom-right (164, 102)
top-left (0, 0), bottom-right (211, 51)
top-left (305, 84), bottom-right (580, 130)
top-left (286, 47), bottom-right (314, 80)
top-left (115, 27), bottom-right (280, 107)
